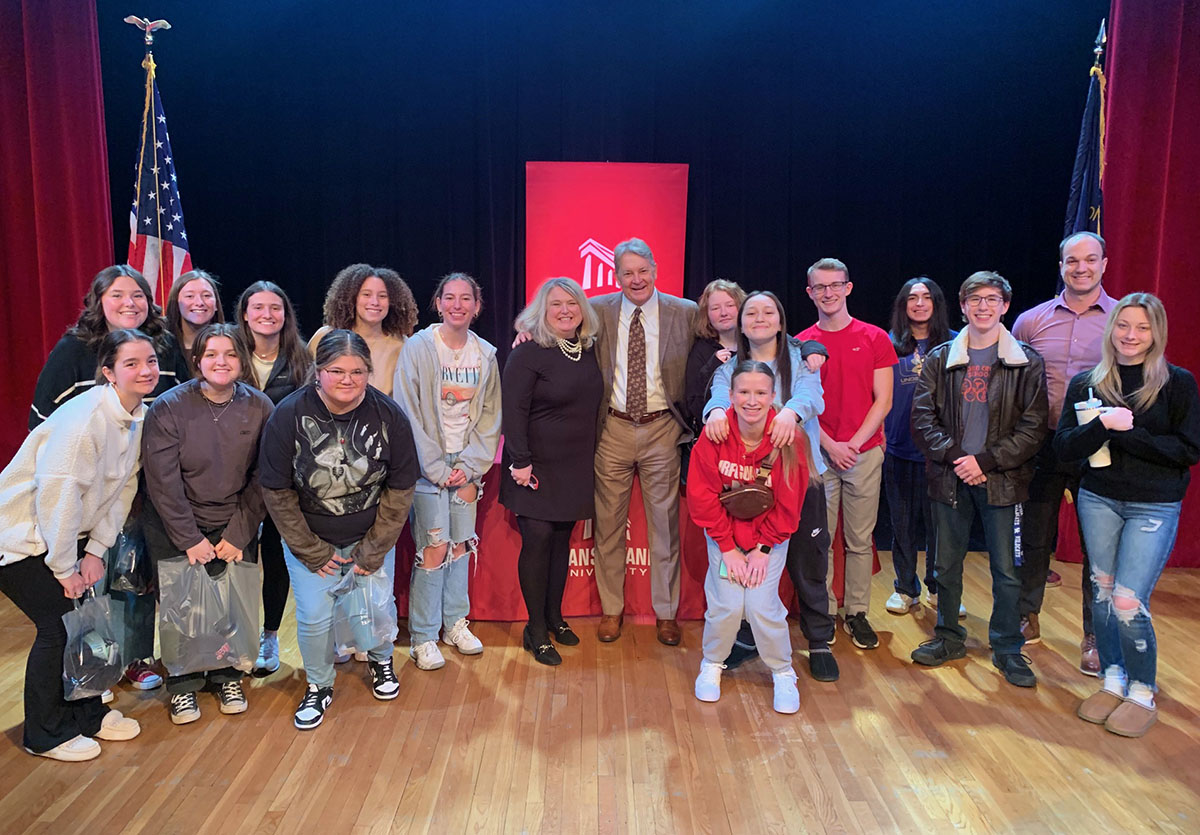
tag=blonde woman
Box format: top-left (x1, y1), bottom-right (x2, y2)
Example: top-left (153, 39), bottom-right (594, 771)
top-left (1056, 293), bottom-right (1200, 737)
top-left (500, 278), bottom-right (603, 665)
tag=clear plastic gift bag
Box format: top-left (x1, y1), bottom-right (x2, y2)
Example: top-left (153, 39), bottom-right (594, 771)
top-left (330, 565), bottom-right (398, 655)
top-left (62, 589), bottom-right (124, 700)
top-left (106, 520), bottom-right (154, 595)
top-left (157, 557), bottom-right (261, 676)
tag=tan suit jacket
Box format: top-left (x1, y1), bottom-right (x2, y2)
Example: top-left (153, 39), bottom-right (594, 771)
top-left (591, 290), bottom-right (698, 440)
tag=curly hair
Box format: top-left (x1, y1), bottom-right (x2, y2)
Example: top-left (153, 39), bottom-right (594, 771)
top-left (321, 263), bottom-right (418, 338)
top-left (67, 265), bottom-right (171, 354)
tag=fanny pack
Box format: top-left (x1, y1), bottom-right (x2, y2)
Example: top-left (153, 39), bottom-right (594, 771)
top-left (718, 449), bottom-right (778, 519)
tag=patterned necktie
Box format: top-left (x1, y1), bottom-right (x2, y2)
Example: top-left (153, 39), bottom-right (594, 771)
top-left (627, 307), bottom-right (647, 419)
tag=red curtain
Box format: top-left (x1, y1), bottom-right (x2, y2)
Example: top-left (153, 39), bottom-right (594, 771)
top-left (1104, 0), bottom-right (1200, 567)
top-left (0, 1), bottom-right (114, 462)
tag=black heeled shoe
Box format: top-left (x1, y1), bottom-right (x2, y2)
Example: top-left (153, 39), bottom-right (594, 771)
top-left (551, 621), bottom-right (580, 646)
top-left (523, 626), bottom-right (562, 666)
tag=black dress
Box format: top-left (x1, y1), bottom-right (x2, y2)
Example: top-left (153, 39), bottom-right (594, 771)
top-left (500, 340), bottom-right (603, 521)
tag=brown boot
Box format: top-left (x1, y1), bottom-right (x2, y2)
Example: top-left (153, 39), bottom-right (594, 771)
top-left (1104, 699), bottom-right (1157, 737)
top-left (1077, 689), bottom-right (1123, 724)
top-left (597, 614), bottom-right (623, 643)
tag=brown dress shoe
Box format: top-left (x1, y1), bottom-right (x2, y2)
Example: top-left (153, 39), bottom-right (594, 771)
top-left (656, 618), bottom-right (681, 646)
top-left (1079, 634), bottom-right (1100, 677)
top-left (1077, 689), bottom-right (1124, 724)
top-left (1104, 699), bottom-right (1157, 737)
top-left (597, 614), bottom-right (623, 643)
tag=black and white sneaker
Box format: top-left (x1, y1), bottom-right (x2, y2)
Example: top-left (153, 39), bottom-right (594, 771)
top-left (216, 680), bottom-right (248, 714)
top-left (843, 612), bottom-right (879, 649)
top-left (169, 691), bottom-right (201, 725)
top-left (368, 658), bottom-right (400, 700)
top-left (293, 684), bottom-right (333, 729)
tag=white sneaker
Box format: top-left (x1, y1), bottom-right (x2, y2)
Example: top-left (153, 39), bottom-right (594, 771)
top-left (886, 591), bottom-right (919, 614)
top-left (694, 660), bottom-right (723, 702)
top-left (443, 618), bottom-right (484, 655)
top-left (93, 710), bottom-right (141, 741)
top-left (101, 689), bottom-right (114, 704)
top-left (410, 640), bottom-right (446, 670)
top-left (925, 593), bottom-right (967, 619)
top-left (26, 735), bottom-right (100, 762)
top-left (254, 631), bottom-right (280, 675)
top-left (773, 669), bottom-right (801, 714)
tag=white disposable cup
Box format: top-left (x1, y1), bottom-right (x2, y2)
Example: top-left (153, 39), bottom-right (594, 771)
top-left (1075, 404), bottom-right (1112, 467)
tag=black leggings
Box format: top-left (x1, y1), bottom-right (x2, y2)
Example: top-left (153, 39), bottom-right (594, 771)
top-left (259, 516), bottom-right (289, 632)
top-left (516, 517), bottom-right (575, 640)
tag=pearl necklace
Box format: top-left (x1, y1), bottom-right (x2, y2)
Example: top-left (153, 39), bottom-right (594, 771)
top-left (556, 338), bottom-right (582, 362)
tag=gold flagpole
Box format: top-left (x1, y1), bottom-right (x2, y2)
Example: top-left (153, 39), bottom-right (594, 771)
top-left (124, 16), bottom-right (173, 300)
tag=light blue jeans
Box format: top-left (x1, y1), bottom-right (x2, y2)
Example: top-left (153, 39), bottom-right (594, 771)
top-left (284, 543), bottom-right (396, 688)
top-left (1076, 488), bottom-right (1181, 691)
top-left (408, 470), bottom-right (481, 646)
top-left (701, 535), bottom-right (794, 674)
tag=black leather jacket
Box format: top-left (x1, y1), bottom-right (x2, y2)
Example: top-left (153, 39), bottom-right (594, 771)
top-left (911, 327), bottom-right (1049, 507)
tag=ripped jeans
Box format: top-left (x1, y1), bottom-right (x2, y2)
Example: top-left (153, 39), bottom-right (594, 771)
top-left (408, 472), bottom-right (481, 645)
top-left (1076, 488), bottom-right (1181, 691)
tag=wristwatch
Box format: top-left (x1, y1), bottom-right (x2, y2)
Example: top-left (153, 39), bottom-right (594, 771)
top-left (756, 543), bottom-right (771, 555)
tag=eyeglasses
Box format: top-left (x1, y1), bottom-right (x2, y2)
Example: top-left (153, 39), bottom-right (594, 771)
top-left (809, 281), bottom-right (849, 295)
top-left (964, 295), bottom-right (1005, 309)
top-left (320, 368), bottom-right (368, 381)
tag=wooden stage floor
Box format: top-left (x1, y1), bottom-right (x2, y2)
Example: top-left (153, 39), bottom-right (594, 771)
top-left (0, 556), bottom-right (1197, 834)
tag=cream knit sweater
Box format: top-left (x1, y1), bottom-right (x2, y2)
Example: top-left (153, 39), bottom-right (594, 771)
top-left (0, 385), bottom-right (143, 578)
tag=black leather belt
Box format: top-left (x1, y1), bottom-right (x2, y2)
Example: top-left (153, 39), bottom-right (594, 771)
top-left (608, 407), bottom-right (670, 425)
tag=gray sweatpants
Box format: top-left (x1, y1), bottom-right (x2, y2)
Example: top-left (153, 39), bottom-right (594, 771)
top-left (701, 535), bottom-right (795, 674)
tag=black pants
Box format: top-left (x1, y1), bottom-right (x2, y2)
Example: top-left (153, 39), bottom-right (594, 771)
top-left (1017, 441), bottom-right (1094, 634)
top-left (734, 482), bottom-right (835, 651)
top-left (516, 516), bottom-right (574, 640)
top-left (259, 516), bottom-right (289, 633)
top-left (142, 499), bottom-right (258, 693)
top-left (0, 552), bottom-right (108, 753)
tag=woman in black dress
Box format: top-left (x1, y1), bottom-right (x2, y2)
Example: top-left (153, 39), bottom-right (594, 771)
top-left (501, 278), bottom-right (603, 665)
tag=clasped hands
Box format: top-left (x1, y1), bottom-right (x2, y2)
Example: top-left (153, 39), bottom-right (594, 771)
top-left (721, 548), bottom-right (770, 588)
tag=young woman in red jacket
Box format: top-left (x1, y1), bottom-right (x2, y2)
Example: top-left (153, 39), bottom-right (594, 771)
top-left (688, 360), bottom-right (809, 714)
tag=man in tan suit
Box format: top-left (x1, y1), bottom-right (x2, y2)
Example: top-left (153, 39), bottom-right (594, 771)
top-left (592, 238), bottom-right (697, 645)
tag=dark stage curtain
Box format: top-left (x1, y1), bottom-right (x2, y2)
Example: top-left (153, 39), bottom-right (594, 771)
top-left (1105, 0), bottom-right (1200, 567)
top-left (0, 1), bottom-right (113, 461)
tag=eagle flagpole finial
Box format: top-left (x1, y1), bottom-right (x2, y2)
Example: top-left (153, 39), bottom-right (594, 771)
top-left (123, 15), bottom-right (172, 49)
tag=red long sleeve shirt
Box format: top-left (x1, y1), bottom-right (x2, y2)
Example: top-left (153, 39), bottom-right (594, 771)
top-left (687, 410), bottom-right (806, 552)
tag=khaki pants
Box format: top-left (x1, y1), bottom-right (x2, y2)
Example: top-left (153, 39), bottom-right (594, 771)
top-left (823, 444), bottom-right (884, 616)
top-left (592, 413), bottom-right (683, 618)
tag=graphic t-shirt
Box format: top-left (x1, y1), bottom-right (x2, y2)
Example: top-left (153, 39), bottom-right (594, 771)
top-left (434, 325), bottom-right (481, 454)
top-left (796, 318), bottom-right (898, 450)
top-left (960, 343), bottom-right (998, 456)
top-left (885, 332), bottom-right (958, 462)
top-left (258, 385), bottom-right (418, 547)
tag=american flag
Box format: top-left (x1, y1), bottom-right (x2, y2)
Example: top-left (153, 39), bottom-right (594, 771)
top-left (128, 55), bottom-right (192, 302)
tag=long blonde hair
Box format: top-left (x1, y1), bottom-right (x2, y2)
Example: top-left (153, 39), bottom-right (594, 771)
top-left (1088, 292), bottom-right (1169, 412)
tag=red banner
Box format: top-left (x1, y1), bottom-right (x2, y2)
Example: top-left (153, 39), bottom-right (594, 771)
top-left (524, 161), bottom-right (688, 302)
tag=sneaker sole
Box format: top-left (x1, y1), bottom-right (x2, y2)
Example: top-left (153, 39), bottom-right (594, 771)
top-left (992, 659), bottom-right (1037, 688)
top-left (294, 716), bottom-right (324, 730)
top-left (373, 688), bottom-right (400, 701)
top-left (127, 678), bottom-right (163, 691)
top-left (252, 660), bottom-right (281, 677)
top-left (409, 654), bottom-right (446, 671)
top-left (219, 701), bottom-right (249, 715)
top-left (25, 743), bottom-right (101, 762)
top-left (444, 642), bottom-right (484, 656)
top-left (94, 726), bottom-right (141, 741)
top-left (170, 711), bottom-right (201, 725)
top-left (843, 622), bottom-right (879, 650)
top-left (1079, 664), bottom-right (1101, 678)
top-left (1023, 635), bottom-right (1042, 645)
top-left (694, 690), bottom-right (720, 703)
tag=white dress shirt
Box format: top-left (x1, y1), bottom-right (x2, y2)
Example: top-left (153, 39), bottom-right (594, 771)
top-left (612, 291), bottom-right (668, 413)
